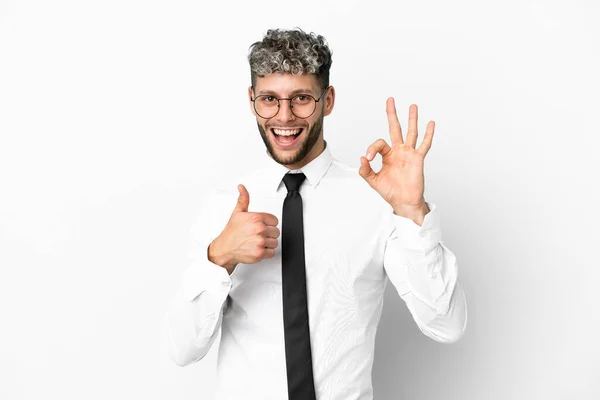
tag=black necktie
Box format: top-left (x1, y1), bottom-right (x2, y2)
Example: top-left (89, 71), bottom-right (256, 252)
top-left (281, 172), bottom-right (317, 400)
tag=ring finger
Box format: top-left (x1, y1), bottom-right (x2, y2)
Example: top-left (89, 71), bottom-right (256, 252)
top-left (264, 237), bottom-right (279, 249)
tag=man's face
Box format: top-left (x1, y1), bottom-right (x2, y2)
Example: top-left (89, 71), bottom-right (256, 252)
top-left (249, 73), bottom-right (333, 167)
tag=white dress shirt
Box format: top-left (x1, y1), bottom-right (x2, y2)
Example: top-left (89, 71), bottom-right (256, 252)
top-left (164, 140), bottom-right (467, 400)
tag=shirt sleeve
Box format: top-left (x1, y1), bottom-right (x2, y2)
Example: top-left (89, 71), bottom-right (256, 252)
top-left (383, 201), bottom-right (468, 343)
top-left (163, 187), bottom-right (236, 366)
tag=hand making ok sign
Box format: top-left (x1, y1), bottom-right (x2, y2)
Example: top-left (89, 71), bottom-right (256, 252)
top-left (358, 98), bottom-right (434, 220)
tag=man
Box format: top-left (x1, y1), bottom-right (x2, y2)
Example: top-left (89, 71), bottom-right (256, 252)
top-left (164, 28), bottom-right (467, 400)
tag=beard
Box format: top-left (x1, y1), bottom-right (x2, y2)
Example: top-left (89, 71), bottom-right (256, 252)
top-left (256, 114), bottom-right (323, 166)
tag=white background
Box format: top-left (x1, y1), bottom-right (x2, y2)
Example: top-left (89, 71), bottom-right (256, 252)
top-left (1, 0), bottom-right (599, 399)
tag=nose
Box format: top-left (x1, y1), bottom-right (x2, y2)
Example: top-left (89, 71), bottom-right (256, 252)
top-left (275, 99), bottom-right (295, 122)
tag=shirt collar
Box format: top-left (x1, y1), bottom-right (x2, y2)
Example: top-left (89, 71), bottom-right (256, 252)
top-left (260, 140), bottom-right (334, 194)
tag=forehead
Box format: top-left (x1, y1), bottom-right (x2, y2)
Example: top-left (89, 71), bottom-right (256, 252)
top-left (254, 73), bottom-right (319, 94)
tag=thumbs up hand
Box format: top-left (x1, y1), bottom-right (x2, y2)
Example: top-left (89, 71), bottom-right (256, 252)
top-left (208, 184), bottom-right (280, 275)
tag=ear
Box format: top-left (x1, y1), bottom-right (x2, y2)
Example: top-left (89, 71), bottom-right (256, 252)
top-left (248, 86), bottom-right (258, 116)
top-left (323, 86), bottom-right (335, 117)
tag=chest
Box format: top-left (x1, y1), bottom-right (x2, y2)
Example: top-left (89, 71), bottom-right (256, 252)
top-left (228, 189), bottom-right (388, 295)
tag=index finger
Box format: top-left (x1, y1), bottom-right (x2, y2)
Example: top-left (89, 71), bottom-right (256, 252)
top-left (386, 97), bottom-right (404, 145)
top-left (257, 212), bottom-right (279, 227)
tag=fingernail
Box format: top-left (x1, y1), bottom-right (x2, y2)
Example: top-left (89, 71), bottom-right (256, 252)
top-left (366, 152), bottom-right (372, 160)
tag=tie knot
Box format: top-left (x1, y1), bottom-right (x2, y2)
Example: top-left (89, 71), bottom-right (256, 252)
top-left (282, 172), bottom-right (306, 193)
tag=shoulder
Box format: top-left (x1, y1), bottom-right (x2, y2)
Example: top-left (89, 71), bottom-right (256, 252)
top-left (329, 157), bottom-right (380, 195)
top-left (209, 162), bottom-right (267, 201)
top-left (325, 156), bottom-right (392, 210)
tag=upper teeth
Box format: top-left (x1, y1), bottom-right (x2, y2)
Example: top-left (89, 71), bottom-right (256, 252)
top-left (273, 128), bottom-right (301, 136)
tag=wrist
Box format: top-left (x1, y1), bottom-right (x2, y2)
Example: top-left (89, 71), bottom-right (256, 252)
top-left (208, 239), bottom-right (237, 275)
top-left (392, 201), bottom-right (429, 226)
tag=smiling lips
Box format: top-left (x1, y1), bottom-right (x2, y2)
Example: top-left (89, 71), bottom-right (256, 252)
top-left (272, 128), bottom-right (302, 136)
top-left (271, 127), bottom-right (303, 147)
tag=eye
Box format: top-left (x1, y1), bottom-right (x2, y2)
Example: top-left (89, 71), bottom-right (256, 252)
top-left (256, 95), bottom-right (277, 105)
top-left (293, 95), bottom-right (312, 104)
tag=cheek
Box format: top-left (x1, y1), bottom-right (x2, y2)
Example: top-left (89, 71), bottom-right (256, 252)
top-left (257, 121), bottom-right (269, 135)
top-left (305, 118), bottom-right (317, 131)
top-left (307, 117), bottom-right (321, 133)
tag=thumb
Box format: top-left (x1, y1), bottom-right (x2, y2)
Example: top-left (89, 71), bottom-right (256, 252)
top-left (233, 184), bottom-right (250, 213)
top-left (358, 156), bottom-right (377, 188)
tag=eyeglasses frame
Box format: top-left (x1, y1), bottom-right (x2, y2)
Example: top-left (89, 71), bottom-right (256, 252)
top-left (250, 86), bottom-right (330, 119)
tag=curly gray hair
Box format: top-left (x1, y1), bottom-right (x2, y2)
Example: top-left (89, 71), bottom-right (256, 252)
top-left (248, 28), bottom-right (333, 90)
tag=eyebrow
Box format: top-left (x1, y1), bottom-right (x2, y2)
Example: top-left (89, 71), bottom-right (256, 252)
top-left (257, 88), bottom-right (315, 96)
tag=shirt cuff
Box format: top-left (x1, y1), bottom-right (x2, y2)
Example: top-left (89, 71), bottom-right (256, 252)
top-left (181, 247), bottom-right (233, 302)
top-left (390, 201), bottom-right (441, 253)
top-left (387, 201), bottom-right (455, 315)
top-left (406, 243), bottom-right (457, 315)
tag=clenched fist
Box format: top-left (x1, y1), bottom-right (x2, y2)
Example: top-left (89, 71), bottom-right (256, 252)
top-left (208, 184), bottom-right (280, 275)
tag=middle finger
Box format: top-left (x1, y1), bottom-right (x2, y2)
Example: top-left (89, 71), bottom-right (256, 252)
top-left (406, 104), bottom-right (419, 148)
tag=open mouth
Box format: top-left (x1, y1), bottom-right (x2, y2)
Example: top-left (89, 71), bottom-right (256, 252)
top-left (271, 127), bottom-right (303, 148)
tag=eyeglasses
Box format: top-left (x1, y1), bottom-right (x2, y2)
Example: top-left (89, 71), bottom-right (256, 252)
top-left (250, 87), bottom-right (329, 119)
